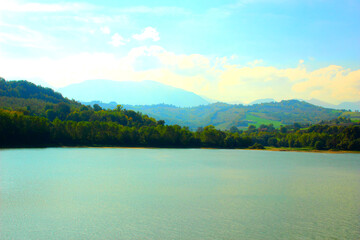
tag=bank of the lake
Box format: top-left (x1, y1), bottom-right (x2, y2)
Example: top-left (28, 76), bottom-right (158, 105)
top-left (264, 146), bottom-right (360, 154)
top-left (1, 145), bottom-right (360, 154)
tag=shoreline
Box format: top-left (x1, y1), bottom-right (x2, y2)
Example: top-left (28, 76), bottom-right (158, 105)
top-left (262, 147), bottom-right (360, 154)
top-left (1, 146), bottom-right (359, 154)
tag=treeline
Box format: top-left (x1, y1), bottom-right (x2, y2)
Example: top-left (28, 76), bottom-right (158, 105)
top-left (229, 121), bottom-right (360, 151)
top-left (1, 107), bottom-right (359, 150)
top-left (0, 79), bottom-right (72, 104)
top-left (0, 108), bottom-right (252, 148)
top-left (0, 79), bottom-right (359, 150)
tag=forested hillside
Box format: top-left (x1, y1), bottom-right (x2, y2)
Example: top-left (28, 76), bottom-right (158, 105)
top-left (0, 78), bottom-right (71, 103)
top-left (0, 78), bottom-right (82, 115)
top-left (0, 79), bottom-right (252, 148)
top-left (0, 79), bottom-right (359, 151)
top-left (86, 100), bottom-right (344, 130)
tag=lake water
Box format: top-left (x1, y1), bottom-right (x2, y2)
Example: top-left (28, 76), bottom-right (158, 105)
top-left (0, 148), bottom-right (359, 240)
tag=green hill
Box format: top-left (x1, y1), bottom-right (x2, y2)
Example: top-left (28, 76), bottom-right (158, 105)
top-left (0, 78), bottom-right (82, 115)
top-left (0, 78), bottom-right (70, 103)
top-left (87, 100), bottom-right (345, 130)
top-left (0, 79), bottom-right (359, 151)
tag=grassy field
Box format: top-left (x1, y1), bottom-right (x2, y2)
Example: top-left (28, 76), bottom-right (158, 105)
top-left (244, 114), bottom-right (283, 128)
top-left (340, 112), bottom-right (360, 122)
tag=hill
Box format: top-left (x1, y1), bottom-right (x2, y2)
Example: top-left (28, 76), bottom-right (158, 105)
top-left (0, 78), bottom-right (81, 115)
top-left (1, 79), bottom-right (359, 151)
top-left (0, 78), bottom-right (70, 104)
top-left (58, 79), bottom-right (209, 107)
top-left (87, 100), bottom-right (345, 130)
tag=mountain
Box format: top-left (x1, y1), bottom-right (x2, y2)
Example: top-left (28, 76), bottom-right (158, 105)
top-left (58, 80), bottom-right (209, 107)
top-left (88, 100), bottom-right (346, 130)
top-left (248, 98), bottom-right (276, 105)
top-left (306, 99), bottom-right (337, 109)
top-left (200, 95), bottom-right (219, 103)
top-left (306, 98), bottom-right (360, 111)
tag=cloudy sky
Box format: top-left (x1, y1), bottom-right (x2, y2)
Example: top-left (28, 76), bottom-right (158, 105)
top-left (0, 0), bottom-right (359, 104)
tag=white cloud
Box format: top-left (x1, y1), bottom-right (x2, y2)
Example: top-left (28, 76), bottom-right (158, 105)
top-left (0, 0), bottom-right (90, 12)
top-left (0, 47), bottom-right (359, 104)
top-left (0, 22), bottom-right (54, 49)
top-left (133, 27), bottom-right (160, 41)
top-left (247, 59), bottom-right (263, 67)
top-left (118, 6), bottom-right (189, 15)
top-left (100, 26), bottom-right (111, 34)
top-left (109, 33), bottom-right (127, 47)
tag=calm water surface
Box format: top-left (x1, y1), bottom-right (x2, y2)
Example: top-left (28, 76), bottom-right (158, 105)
top-left (0, 148), bottom-right (359, 239)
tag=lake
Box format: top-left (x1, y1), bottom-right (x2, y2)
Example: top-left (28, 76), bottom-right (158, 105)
top-left (0, 148), bottom-right (359, 239)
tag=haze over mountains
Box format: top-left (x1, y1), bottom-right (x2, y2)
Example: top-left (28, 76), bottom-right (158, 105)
top-left (58, 80), bottom-right (209, 107)
top-left (1, 78), bottom-right (359, 130)
top-left (59, 79), bottom-right (360, 111)
top-left (306, 99), bottom-right (360, 112)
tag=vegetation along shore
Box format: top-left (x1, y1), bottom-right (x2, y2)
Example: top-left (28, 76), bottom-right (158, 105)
top-left (1, 79), bottom-right (359, 151)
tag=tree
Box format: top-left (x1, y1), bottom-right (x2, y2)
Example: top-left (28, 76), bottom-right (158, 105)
top-left (248, 125), bottom-right (256, 133)
top-left (93, 104), bottom-right (102, 111)
top-left (229, 126), bottom-right (239, 133)
top-left (116, 105), bottom-right (123, 112)
top-left (55, 103), bottom-right (70, 120)
top-left (268, 137), bottom-right (278, 147)
top-left (314, 140), bottom-right (325, 150)
top-left (157, 120), bottom-right (165, 126)
top-left (293, 122), bottom-right (301, 131)
top-left (249, 143), bottom-right (265, 149)
top-left (280, 126), bottom-right (287, 133)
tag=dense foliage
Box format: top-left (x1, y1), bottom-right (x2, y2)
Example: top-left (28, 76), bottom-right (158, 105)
top-left (0, 79), bottom-right (81, 115)
top-left (231, 121), bottom-right (360, 151)
top-left (0, 79), bottom-right (359, 150)
top-left (85, 100), bottom-right (344, 130)
top-left (0, 79), bottom-right (72, 103)
top-left (0, 108), bottom-right (252, 148)
top-left (1, 108), bottom-right (359, 150)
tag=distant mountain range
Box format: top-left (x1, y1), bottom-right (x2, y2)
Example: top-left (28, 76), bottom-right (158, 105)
top-left (58, 80), bottom-right (209, 107)
top-left (231, 98), bottom-right (359, 111)
top-left (248, 98), bottom-right (276, 105)
top-left (57, 79), bottom-right (360, 111)
top-left (306, 98), bottom-right (360, 112)
top-left (244, 98), bottom-right (359, 110)
top-left (1, 78), bottom-right (359, 130)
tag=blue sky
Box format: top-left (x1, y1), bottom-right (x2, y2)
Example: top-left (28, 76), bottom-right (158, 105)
top-left (0, 0), bottom-right (359, 103)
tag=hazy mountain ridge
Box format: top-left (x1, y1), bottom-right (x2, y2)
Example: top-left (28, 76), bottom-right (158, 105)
top-left (248, 98), bottom-right (276, 105)
top-left (306, 98), bottom-right (360, 111)
top-left (58, 79), bottom-right (209, 107)
top-left (2, 78), bottom-right (358, 131)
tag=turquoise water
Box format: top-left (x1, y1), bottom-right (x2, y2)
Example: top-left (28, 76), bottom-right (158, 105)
top-left (0, 148), bottom-right (359, 239)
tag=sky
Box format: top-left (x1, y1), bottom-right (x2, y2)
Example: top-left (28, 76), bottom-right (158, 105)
top-left (0, 0), bottom-right (359, 104)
